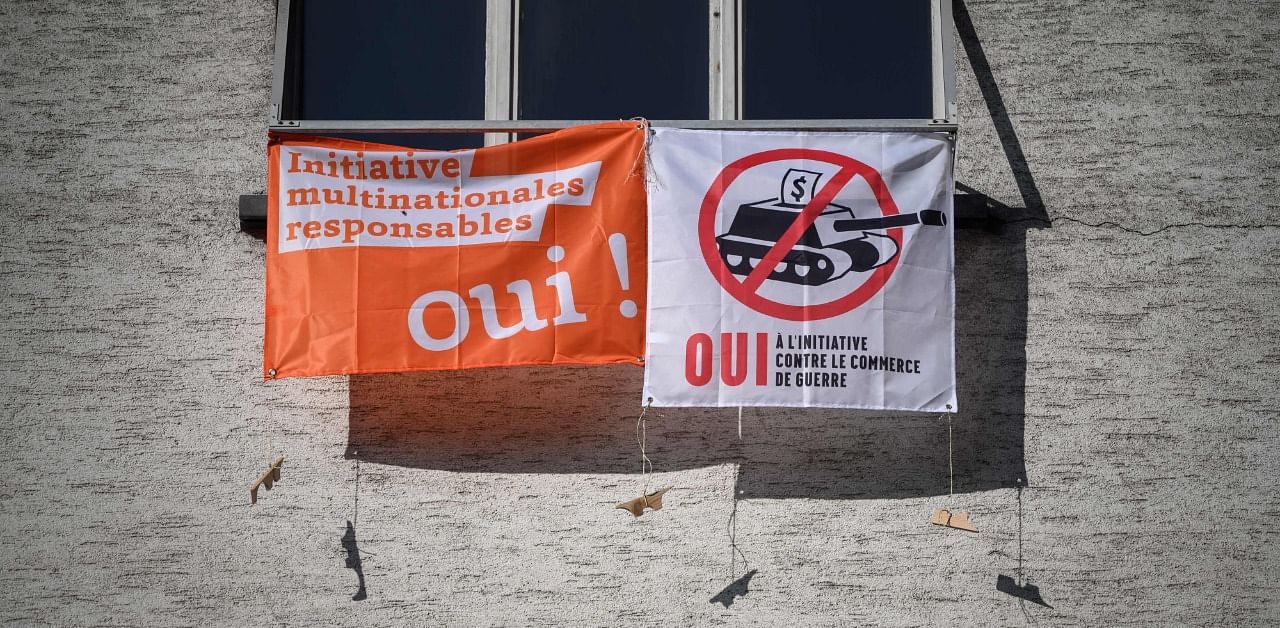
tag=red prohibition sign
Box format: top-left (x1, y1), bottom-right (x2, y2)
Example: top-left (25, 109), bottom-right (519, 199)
top-left (698, 148), bottom-right (903, 321)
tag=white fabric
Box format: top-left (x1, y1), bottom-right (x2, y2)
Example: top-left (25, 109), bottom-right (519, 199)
top-left (642, 128), bottom-right (956, 412)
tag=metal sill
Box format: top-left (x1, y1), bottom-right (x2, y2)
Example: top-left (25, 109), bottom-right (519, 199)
top-left (268, 119), bottom-right (958, 135)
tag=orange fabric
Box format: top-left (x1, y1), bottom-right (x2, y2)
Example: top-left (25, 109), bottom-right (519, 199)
top-left (264, 122), bottom-right (647, 378)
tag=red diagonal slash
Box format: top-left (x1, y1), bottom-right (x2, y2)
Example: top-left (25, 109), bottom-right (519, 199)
top-left (697, 148), bottom-right (903, 321)
top-left (739, 164), bottom-right (859, 293)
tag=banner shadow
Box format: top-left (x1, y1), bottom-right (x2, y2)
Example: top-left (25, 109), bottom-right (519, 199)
top-left (345, 226), bottom-right (1029, 499)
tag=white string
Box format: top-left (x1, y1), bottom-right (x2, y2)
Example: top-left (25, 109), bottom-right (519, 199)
top-left (947, 412), bottom-right (954, 497)
top-left (636, 118), bottom-right (663, 190)
top-left (737, 406), bottom-right (743, 440)
top-left (637, 398), bottom-right (653, 498)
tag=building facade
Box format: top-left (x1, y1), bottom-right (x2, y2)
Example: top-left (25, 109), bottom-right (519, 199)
top-left (1, 0), bottom-right (1277, 624)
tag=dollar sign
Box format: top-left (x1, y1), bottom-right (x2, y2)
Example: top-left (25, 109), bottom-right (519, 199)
top-left (790, 176), bottom-right (807, 202)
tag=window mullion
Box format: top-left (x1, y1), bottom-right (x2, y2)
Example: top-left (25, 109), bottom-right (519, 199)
top-left (938, 0), bottom-right (957, 121)
top-left (709, 0), bottom-right (739, 120)
top-left (930, 0), bottom-right (945, 121)
top-left (485, 0), bottom-right (516, 144)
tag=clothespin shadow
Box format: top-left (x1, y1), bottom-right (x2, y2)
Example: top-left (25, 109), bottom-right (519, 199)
top-left (930, 507), bottom-right (978, 533)
top-left (997, 574), bottom-right (1052, 608)
top-left (710, 569), bottom-right (757, 609)
top-left (249, 456), bottom-right (285, 505)
top-left (342, 521), bottom-right (368, 601)
top-left (615, 486), bottom-right (672, 518)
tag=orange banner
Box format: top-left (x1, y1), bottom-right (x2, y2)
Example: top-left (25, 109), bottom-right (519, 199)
top-left (265, 122), bottom-right (647, 378)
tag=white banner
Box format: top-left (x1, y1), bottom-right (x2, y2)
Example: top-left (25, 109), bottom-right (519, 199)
top-left (642, 128), bottom-right (956, 411)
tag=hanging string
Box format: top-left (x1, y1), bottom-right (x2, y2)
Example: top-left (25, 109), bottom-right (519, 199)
top-left (632, 116), bottom-right (664, 190)
top-left (737, 406), bottom-right (743, 440)
top-left (636, 397), bottom-right (654, 500)
top-left (626, 117), bottom-right (651, 183)
top-left (948, 412), bottom-right (954, 498)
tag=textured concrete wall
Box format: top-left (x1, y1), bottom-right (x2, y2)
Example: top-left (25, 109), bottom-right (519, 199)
top-left (1, 0), bottom-right (1277, 625)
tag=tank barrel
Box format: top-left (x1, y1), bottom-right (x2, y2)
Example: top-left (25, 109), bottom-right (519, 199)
top-left (832, 209), bottom-right (947, 232)
top-left (918, 210), bottom-right (947, 226)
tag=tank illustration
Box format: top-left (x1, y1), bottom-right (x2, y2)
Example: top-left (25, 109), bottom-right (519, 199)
top-left (714, 170), bottom-right (947, 286)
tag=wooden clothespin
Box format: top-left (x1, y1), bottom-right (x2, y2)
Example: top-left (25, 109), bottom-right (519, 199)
top-left (616, 487), bottom-right (672, 518)
top-left (249, 456), bottom-right (285, 505)
top-left (930, 507), bottom-right (978, 532)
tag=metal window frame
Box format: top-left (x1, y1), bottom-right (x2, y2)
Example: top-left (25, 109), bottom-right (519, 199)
top-left (268, 0), bottom-right (957, 136)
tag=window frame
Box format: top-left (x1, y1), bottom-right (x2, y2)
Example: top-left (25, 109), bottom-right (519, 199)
top-left (268, 0), bottom-right (957, 137)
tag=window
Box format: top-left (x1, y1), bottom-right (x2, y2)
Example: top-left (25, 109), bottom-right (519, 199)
top-left (270, 0), bottom-right (955, 138)
top-left (741, 1), bottom-right (934, 119)
top-left (278, 0), bottom-right (487, 148)
top-left (517, 1), bottom-right (709, 120)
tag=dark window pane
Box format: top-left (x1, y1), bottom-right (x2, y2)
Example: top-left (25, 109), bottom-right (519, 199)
top-left (294, 0), bottom-right (486, 120)
top-left (518, 0), bottom-right (708, 120)
top-left (743, 0), bottom-right (933, 119)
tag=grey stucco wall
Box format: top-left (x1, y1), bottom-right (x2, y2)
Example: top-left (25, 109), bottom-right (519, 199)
top-left (1, 0), bottom-right (1278, 625)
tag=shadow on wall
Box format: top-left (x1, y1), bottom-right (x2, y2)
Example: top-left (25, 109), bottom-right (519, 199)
top-left (345, 228), bottom-right (1032, 500)
top-left (344, 0), bottom-right (1044, 500)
